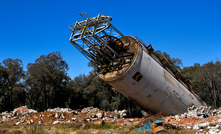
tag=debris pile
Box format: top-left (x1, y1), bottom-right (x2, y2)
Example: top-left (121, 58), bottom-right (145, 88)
top-left (2, 105), bottom-right (221, 133)
top-left (0, 106), bottom-right (141, 126)
top-left (162, 106), bottom-right (221, 134)
top-left (180, 105), bottom-right (221, 118)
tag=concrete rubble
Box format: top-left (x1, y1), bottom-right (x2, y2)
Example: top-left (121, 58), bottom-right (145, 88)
top-left (2, 105), bottom-right (221, 133)
top-left (0, 106), bottom-right (141, 126)
top-left (162, 106), bottom-right (221, 134)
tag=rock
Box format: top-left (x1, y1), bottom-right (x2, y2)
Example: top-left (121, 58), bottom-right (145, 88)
top-left (54, 113), bottom-right (59, 119)
top-left (52, 120), bottom-right (59, 125)
top-left (193, 124), bottom-right (200, 130)
top-left (174, 115), bottom-right (180, 120)
top-left (186, 126), bottom-right (191, 129)
top-left (96, 112), bottom-right (103, 119)
top-left (103, 117), bottom-right (109, 121)
top-left (27, 120), bottom-right (31, 125)
top-left (71, 110), bottom-right (77, 115)
top-left (91, 115), bottom-right (96, 118)
top-left (38, 121), bottom-right (42, 124)
top-left (30, 119), bottom-right (34, 124)
top-left (92, 118), bottom-right (98, 121)
top-left (181, 106), bottom-right (221, 119)
top-left (208, 124), bottom-right (220, 129)
top-left (81, 107), bottom-right (100, 114)
top-left (2, 116), bottom-right (6, 121)
top-left (217, 118), bottom-right (221, 123)
top-left (47, 107), bottom-right (71, 113)
top-left (20, 119), bottom-right (26, 123)
top-left (151, 126), bottom-right (165, 133)
top-left (6, 115), bottom-right (11, 118)
top-left (2, 112), bottom-right (7, 116)
top-left (109, 114), bottom-right (113, 118)
top-left (122, 112), bottom-right (127, 118)
top-left (27, 120), bottom-right (33, 125)
top-left (49, 114), bottom-right (54, 117)
top-left (118, 110), bottom-right (128, 118)
top-left (129, 119), bottom-right (134, 122)
top-left (150, 121), bottom-right (165, 133)
top-left (197, 122), bottom-right (209, 128)
top-left (15, 122), bottom-right (21, 125)
top-left (208, 128), bottom-right (220, 134)
top-left (114, 116), bottom-right (118, 120)
top-left (61, 114), bottom-right (65, 119)
top-left (13, 117), bottom-right (18, 119)
top-left (180, 113), bottom-right (187, 118)
top-left (13, 106), bottom-right (37, 116)
top-left (72, 118), bottom-right (77, 121)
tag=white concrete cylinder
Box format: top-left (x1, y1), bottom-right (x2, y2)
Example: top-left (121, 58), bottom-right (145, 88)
top-left (99, 36), bottom-right (204, 115)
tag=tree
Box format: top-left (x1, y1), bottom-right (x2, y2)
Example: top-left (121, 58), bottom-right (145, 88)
top-left (0, 64), bottom-right (9, 111)
top-left (182, 60), bottom-right (221, 107)
top-left (0, 59), bottom-right (25, 111)
top-left (13, 82), bottom-right (26, 108)
top-left (25, 52), bottom-right (70, 111)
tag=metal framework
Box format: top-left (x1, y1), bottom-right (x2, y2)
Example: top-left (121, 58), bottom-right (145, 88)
top-left (69, 13), bottom-right (130, 66)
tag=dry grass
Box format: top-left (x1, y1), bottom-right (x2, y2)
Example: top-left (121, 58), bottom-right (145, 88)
top-left (0, 123), bottom-right (200, 134)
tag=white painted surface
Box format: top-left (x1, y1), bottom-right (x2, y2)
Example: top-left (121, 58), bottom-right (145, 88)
top-left (101, 36), bottom-right (203, 115)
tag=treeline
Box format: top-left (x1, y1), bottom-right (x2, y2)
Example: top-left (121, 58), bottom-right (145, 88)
top-left (0, 51), bottom-right (221, 112)
top-left (0, 52), bottom-right (139, 112)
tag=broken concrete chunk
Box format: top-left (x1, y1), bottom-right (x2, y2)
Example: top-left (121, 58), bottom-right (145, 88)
top-left (47, 107), bottom-right (71, 113)
top-left (109, 114), bottom-right (113, 118)
top-left (15, 122), bottom-right (21, 125)
top-left (186, 126), bottom-right (191, 129)
top-left (129, 119), bottom-right (134, 122)
top-left (2, 116), bottom-right (6, 121)
top-left (13, 106), bottom-right (37, 116)
top-left (96, 112), bottom-right (103, 119)
top-left (13, 116), bottom-right (18, 119)
top-left (208, 124), bottom-right (220, 129)
top-left (38, 121), bottom-right (42, 124)
top-left (54, 113), bottom-right (60, 119)
top-left (66, 120), bottom-right (70, 124)
top-left (197, 122), bottom-right (209, 128)
top-left (208, 128), bottom-right (220, 134)
top-left (52, 120), bottom-right (59, 125)
top-left (61, 114), bottom-right (65, 119)
top-left (193, 124), bottom-right (200, 130)
top-left (92, 118), bottom-right (98, 121)
top-left (71, 118), bottom-right (77, 121)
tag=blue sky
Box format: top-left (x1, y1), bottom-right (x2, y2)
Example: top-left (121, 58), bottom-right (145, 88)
top-left (1, 0), bottom-right (220, 79)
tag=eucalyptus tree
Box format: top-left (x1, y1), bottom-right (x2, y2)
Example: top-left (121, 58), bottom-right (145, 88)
top-left (0, 58), bottom-right (25, 111)
top-left (26, 52), bottom-right (70, 111)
